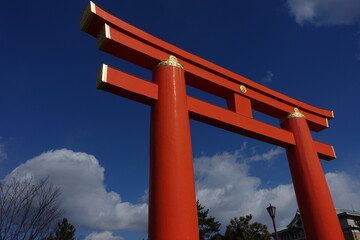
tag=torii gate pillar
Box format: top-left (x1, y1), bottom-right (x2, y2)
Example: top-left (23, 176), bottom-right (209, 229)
top-left (149, 56), bottom-right (199, 240)
top-left (281, 109), bottom-right (344, 239)
top-left (80, 2), bottom-right (345, 240)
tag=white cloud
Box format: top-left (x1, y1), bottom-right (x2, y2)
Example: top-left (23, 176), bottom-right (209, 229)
top-left (248, 147), bottom-right (283, 162)
top-left (262, 71), bottom-right (274, 83)
top-left (194, 149), bottom-right (360, 230)
top-left (4, 147), bottom-right (360, 236)
top-left (287, 0), bottom-right (360, 26)
top-left (84, 231), bottom-right (125, 240)
top-left (194, 149), bottom-right (297, 229)
top-left (4, 149), bottom-right (148, 232)
top-left (326, 171), bottom-right (360, 210)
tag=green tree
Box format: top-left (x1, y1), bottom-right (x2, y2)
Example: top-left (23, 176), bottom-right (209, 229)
top-left (46, 218), bottom-right (76, 240)
top-left (210, 233), bottom-right (225, 240)
top-left (224, 214), bottom-right (271, 240)
top-left (197, 201), bottom-right (221, 240)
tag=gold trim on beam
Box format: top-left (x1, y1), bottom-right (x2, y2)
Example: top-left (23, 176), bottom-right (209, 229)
top-left (90, 1), bottom-right (96, 13)
top-left (288, 107), bottom-right (306, 119)
top-left (239, 85), bottom-right (247, 93)
top-left (156, 55), bottom-right (184, 70)
top-left (331, 146), bottom-right (337, 159)
top-left (97, 24), bottom-right (111, 50)
top-left (280, 107), bottom-right (306, 123)
top-left (96, 64), bottom-right (108, 89)
top-left (80, 1), bottom-right (96, 31)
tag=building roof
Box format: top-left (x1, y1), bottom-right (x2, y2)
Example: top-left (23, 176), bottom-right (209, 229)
top-left (277, 208), bottom-right (360, 233)
top-left (336, 208), bottom-right (360, 215)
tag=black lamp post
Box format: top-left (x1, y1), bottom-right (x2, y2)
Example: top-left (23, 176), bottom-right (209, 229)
top-left (266, 203), bottom-right (279, 240)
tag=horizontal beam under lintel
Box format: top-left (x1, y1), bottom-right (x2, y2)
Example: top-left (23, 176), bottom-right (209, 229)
top-left (97, 64), bottom-right (335, 161)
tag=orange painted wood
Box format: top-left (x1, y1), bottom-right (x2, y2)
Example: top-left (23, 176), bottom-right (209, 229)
top-left (81, 3), bottom-right (342, 239)
top-left (227, 93), bottom-right (253, 118)
top-left (149, 64), bottom-right (199, 240)
top-left (281, 117), bottom-right (344, 240)
top-left (188, 96), bottom-right (294, 148)
top-left (80, 2), bottom-right (334, 121)
top-left (97, 64), bottom-right (335, 160)
top-left (96, 65), bottom-right (158, 105)
top-left (94, 23), bottom-right (330, 132)
top-left (314, 140), bottom-right (336, 160)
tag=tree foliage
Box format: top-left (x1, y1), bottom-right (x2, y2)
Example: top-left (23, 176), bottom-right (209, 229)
top-left (45, 218), bottom-right (76, 240)
top-left (223, 214), bottom-right (271, 240)
top-left (0, 178), bottom-right (63, 240)
top-left (197, 201), bottom-right (221, 240)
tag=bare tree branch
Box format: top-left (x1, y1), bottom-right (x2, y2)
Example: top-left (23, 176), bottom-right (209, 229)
top-left (0, 178), bottom-right (63, 240)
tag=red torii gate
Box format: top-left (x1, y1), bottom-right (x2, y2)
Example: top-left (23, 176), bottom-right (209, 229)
top-left (80, 2), bottom-right (344, 240)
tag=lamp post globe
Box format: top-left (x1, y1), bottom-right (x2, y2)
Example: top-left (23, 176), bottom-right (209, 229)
top-left (267, 204), bottom-right (276, 218)
top-left (266, 203), bottom-right (279, 240)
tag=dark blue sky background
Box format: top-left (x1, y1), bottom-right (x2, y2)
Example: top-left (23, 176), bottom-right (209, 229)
top-left (1, 1), bottom-right (360, 239)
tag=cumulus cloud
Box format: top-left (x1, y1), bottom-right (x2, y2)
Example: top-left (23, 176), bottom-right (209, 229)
top-left (3, 147), bottom-right (360, 236)
top-left (84, 231), bottom-right (125, 240)
top-left (326, 171), bottom-right (360, 210)
top-left (287, 0), bottom-right (360, 26)
top-left (194, 149), bottom-right (297, 229)
top-left (4, 149), bottom-right (148, 232)
top-left (248, 147), bottom-right (283, 162)
top-left (194, 149), bottom-right (360, 230)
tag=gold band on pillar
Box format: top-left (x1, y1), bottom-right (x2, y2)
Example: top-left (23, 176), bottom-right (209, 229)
top-left (281, 107), bottom-right (306, 123)
top-left (156, 55), bottom-right (184, 70)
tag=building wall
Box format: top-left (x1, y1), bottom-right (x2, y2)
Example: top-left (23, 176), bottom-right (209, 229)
top-left (277, 211), bottom-right (360, 240)
top-left (343, 231), bottom-right (360, 240)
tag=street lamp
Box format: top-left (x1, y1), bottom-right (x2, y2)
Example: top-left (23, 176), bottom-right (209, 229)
top-left (266, 203), bottom-right (279, 240)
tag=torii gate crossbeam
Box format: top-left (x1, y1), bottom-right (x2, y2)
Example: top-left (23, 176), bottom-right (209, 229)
top-left (81, 2), bottom-right (344, 240)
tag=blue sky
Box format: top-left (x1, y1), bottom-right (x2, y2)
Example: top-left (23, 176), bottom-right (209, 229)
top-left (1, 0), bottom-right (360, 239)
